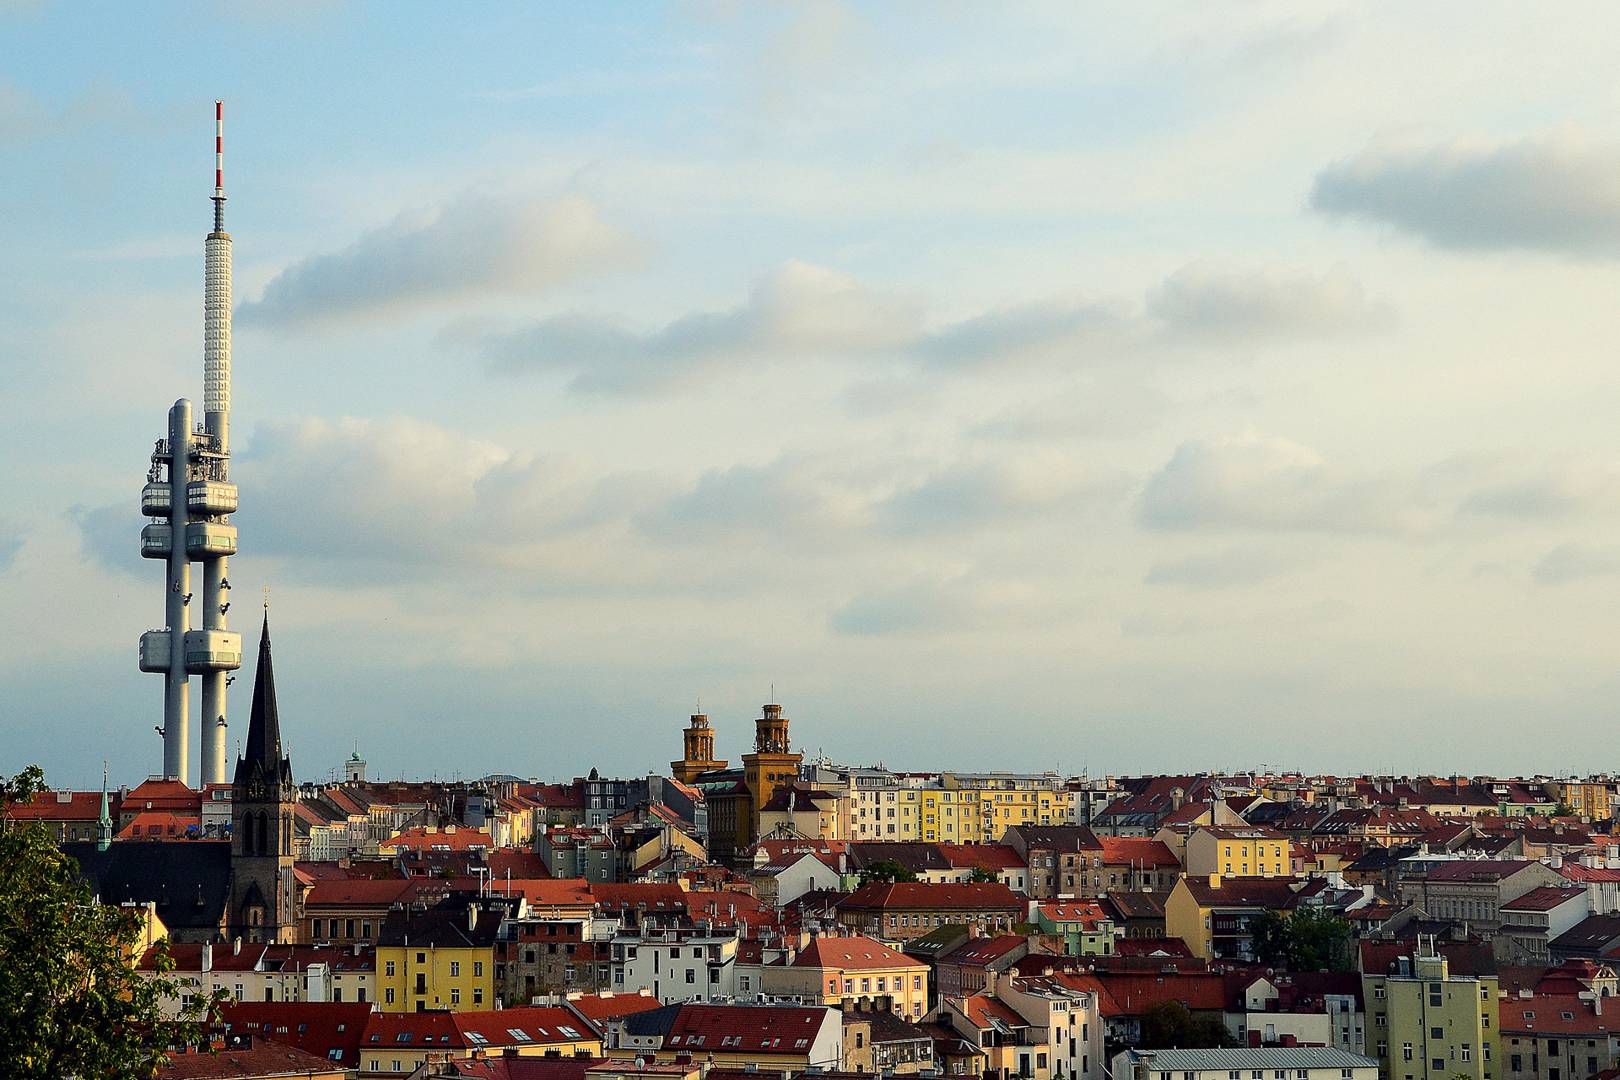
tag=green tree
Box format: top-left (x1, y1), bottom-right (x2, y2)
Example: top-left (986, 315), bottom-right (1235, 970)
top-left (966, 866), bottom-right (997, 883)
top-left (859, 858), bottom-right (918, 885)
top-left (1, 766), bottom-right (221, 1079)
top-left (1140, 1001), bottom-right (1235, 1048)
top-left (1250, 907), bottom-right (1354, 972)
top-left (1551, 802), bottom-right (1575, 818)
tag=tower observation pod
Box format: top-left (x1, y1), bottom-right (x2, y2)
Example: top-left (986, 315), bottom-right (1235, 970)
top-left (139, 101), bottom-right (241, 787)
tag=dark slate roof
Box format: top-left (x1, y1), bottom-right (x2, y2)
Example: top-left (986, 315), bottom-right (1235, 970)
top-left (63, 840), bottom-right (232, 934)
top-left (376, 902), bottom-right (505, 949)
top-left (845, 842), bottom-right (952, 873)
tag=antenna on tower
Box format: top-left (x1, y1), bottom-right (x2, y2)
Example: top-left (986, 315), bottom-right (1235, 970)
top-left (212, 100), bottom-right (226, 232)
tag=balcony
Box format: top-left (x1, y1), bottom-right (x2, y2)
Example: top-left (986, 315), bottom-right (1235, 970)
top-left (139, 630), bottom-right (172, 672)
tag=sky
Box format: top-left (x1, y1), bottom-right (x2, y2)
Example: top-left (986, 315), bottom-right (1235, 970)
top-left (4, 2), bottom-right (1620, 788)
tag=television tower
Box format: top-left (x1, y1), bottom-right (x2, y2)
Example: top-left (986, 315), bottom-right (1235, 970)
top-left (138, 101), bottom-right (242, 787)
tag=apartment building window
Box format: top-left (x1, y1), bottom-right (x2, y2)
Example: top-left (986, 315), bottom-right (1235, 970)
top-left (1430, 985), bottom-right (1443, 1006)
top-left (451, 988), bottom-right (461, 1005)
top-left (312, 918), bottom-right (323, 937)
top-left (474, 962), bottom-right (483, 977)
top-left (1432, 1061), bottom-right (1445, 1073)
top-left (385, 988), bottom-right (396, 1005)
top-left (473, 989), bottom-right (483, 1005)
top-left (385, 961), bottom-right (395, 977)
top-left (1431, 1028), bottom-right (1444, 1040)
top-left (1403, 1044), bottom-right (1414, 1061)
top-left (450, 962), bottom-right (461, 977)
top-left (1462, 1045), bottom-right (1472, 1062)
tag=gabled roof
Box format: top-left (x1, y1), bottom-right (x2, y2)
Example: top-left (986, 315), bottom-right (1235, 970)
top-left (1101, 891), bottom-right (1166, 920)
top-left (4, 789), bottom-right (105, 821)
top-left (590, 882), bottom-right (687, 913)
top-left (957, 992), bottom-right (1030, 1031)
top-left (1419, 859), bottom-right (1535, 882)
top-left (1550, 914), bottom-right (1620, 953)
top-left (792, 934), bottom-right (924, 970)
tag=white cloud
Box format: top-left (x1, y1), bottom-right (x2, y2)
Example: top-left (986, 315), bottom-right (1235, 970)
top-left (1147, 263), bottom-right (1393, 342)
top-left (1144, 546), bottom-right (1301, 589)
top-left (478, 260), bottom-right (920, 394)
top-left (1140, 432), bottom-right (1440, 535)
top-left (1311, 134), bottom-right (1620, 255)
top-left (1533, 543), bottom-right (1620, 586)
top-left (239, 193), bottom-right (640, 327)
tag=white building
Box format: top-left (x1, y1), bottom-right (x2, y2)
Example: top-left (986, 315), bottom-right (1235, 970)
top-left (610, 927), bottom-right (738, 1003)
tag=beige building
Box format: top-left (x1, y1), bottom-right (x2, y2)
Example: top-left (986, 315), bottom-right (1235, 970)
top-left (764, 934), bottom-right (930, 1021)
top-left (1185, 825), bottom-right (1291, 878)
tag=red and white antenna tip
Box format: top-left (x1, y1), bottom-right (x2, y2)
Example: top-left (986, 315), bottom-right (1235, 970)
top-left (214, 101), bottom-right (224, 196)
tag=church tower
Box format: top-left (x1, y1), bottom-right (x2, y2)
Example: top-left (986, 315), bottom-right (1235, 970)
top-left (740, 702), bottom-right (802, 847)
top-left (671, 713), bottom-right (728, 784)
top-left (229, 614), bottom-right (297, 943)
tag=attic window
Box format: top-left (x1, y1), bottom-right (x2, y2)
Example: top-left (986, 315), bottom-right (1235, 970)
top-left (508, 1028), bottom-right (532, 1042)
top-left (1562, 1013), bottom-right (1575, 1021)
top-left (395, 1033), bottom-right (413, 1043)
top-left (559, 1026), bottom-right (583, 1038)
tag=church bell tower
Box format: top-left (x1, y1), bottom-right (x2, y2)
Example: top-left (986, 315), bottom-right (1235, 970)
top-left (229, 613), bottom-right (297, 943)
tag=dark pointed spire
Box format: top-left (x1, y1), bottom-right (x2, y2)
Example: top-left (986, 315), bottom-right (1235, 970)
top-left (235, 613), bottom-right (291, 789)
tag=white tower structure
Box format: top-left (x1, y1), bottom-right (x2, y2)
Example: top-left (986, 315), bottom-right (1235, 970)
top-left (139, 101), bottom-right (243, 787)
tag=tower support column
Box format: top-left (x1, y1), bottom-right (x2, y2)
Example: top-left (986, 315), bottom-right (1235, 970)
top-left (163, 400), bottom-right (192, 783)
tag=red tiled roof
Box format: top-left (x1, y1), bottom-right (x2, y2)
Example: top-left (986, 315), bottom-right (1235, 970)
top-left (792, 935), bottom-right (924, 971)
top-left (4, 789), bottom-right (105, 821)
top-left (507, 879), bottom-right (595, 906)
top-left (362, 1006), bottom-right (597, 1051)
top-left (123, 779), bottom-right (202, 813)
top-left (304, 878), bottom-right (431, 907)
top-left (1038, 901), bottom-right (1111, 928)
top-left (1095, 837), bottom-right (1179, 867)
top-left (1092, 971), bottom-right (1228, 1013)
top-left (116, 811), bottom-right (201, 839)
top-left (158, 1039), bottom-right (339, 1079)
top-left (1499, 993), bottom-right (1617, 1035)
top-left (941, 935), bottom-right (1026, 968)
top-left (141, 941), bottom-right (267, 973)
top-left (379, 826), bottom-right (493, 852)
top-left (590, 882), bottom-right (688, 912)
top-left (1420, 859), bottom-right (1535, 882)
top-left (935, 843), bottom-right (1024, 872)
top-left (838, 881), bottom-right (1023, 912)
top-left (958, 993), bottom-right (1028, 1029)
top-left (664, 1003), bottom-right (834, 1054)
top-left (219, 1000), bottom-right (373, 1067)
top-left (562, 991), bottom-right (665, 1022)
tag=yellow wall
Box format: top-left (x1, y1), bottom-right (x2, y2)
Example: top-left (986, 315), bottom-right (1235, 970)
top-left (377, 943), bottom-right (496, 1012)
top-left (1186, 830), bottom-right (1289, 877)
top-left (1164, 879), bottom-right (1210, 959)
top-left (362, 1036), bottom-right (599, 1076)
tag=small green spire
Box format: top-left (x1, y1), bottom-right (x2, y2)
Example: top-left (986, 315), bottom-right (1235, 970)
top-left (96, 761), bottom-right (113, 852)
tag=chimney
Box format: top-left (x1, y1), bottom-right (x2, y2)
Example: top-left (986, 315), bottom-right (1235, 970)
top-left (470, 903), bottom-right (480, 932)
top-left (232, 937), bottom-right (242, 956)
top-left (201, 942), bottom-right (213, 973)
top-left (1208, 873), bottom-right (1222, 889)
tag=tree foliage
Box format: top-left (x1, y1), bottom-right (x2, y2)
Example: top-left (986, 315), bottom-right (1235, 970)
top-left (1139, 1000), bottom-right (1235, 1048)
top-left (1251, 907), bottom-right (1354, 972)
top-left (966, 866), bottom-right (998, 883)
top-left (0, 766), bottom-right (221, 1079)
top-left (859, 858), bottom-right (918, 885)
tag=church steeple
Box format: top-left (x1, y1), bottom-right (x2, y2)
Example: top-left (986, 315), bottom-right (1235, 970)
top-left (95, 761), bottom-right (113, 852)
top-left (229, 613), bottom-right (297, 943)
top-left (234, 612), bottom-right (291, 792)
